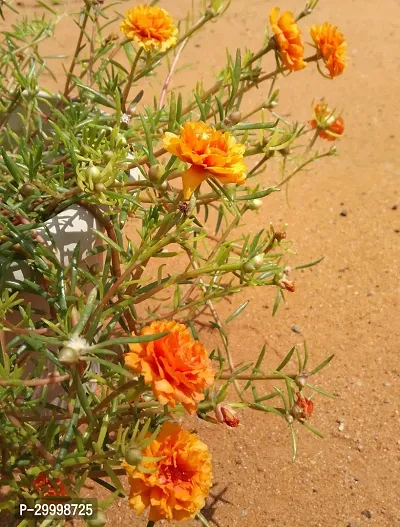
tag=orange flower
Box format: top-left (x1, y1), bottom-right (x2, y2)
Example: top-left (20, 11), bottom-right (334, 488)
top-left (32, 473), bottom-right (68, 497)
top-left (269, 7), bottom-right (306, 72)
top-left (310, 23), bottom-right (347, 78)
top-left (120, 5), bottom-right (178, 52)
top-left (125, 320), bottom-right (214, 414)
top-left (163, 121), bottom-right (247, 199)
top-left (310, 103), bottom-right (344, 141)
top-left (292, 393), bottom-right (314, 420)
top-left (123, 422), bottom-right (212, 522)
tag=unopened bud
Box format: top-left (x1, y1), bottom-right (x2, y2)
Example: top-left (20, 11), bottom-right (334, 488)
top-left (86, 510), bottom-right (108, 527)
top-left (125, 447), bottom-right (143, 467)
top-left (242, 261), bottom-right (255, 273)
top-left (250, 254), bottom-right (264, 270)
top-left (247, 198), bottom-right (263, 211)
top-left (20, 183), bottom-right (36, 197)
top-left (86, 166), bottom-right (102, 184)
top-left (226, 111), bottom-right (242, 125)
top-left (94, 183), bottom-right (106, 193)
top-left (59, 336), bottom-right (89, 366)
top-left (59, 346), bottom-right (80, 366)
top-left (103, 150), bottom-right (113, 162)
top-left (148, 164), bottom-right (165, 183)
top-left (295, 372), bottom-right (309, 387)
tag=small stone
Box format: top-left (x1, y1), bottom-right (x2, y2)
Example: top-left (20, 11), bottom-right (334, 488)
top-left (338, 422), bottom-right (345, 432)
top-left (395, 229), bottom-right (400, 233)
top-left (291, 324), bottom-right (301, 334)
top-left (392, 204), bottom-right (398, 210)
top-left (361, 509), bottom-right (372, 519)
top-left (367, 290), bottom-right (375, 296)
top-left (240, 510), bottom-right (248, 518)
top-left (383, 381), bottom-right (391, 387)
top-left (340, 209), bottom-right (348, 217)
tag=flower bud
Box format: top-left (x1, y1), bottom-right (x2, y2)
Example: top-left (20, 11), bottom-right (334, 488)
top-left (125, 447), bottom-right (143, 467)
top-left (86, 510), bottom-right (108, 527)
top-left (247, 198), bottom-right (263, 211)
top-left (116, 134), bottom-right (127, 147)
top-left (58, 346), bottom-right (80, 366)
top-left (295, 372), bottom-right (308, 388)
top-left (215, 403), bottom-right (239, 427)
top-left (285, 414), bottom-right (294, 424)
top-left (103, 150), bottom-right (114, 162)
top-left (20, 183), bottom-right (36, 197)
top-left (250, 254), bottom-right (264, 270)
top-left (94, 183), bottom-right (106, 193)
top-left (148, 164), bottom-right (165, 183)
top-left (85, 166), bottom-right (102, 184)
top-left (224, 183), bottom-right (237, 198)
top-left (59, 336), bottom-right (89, 366)
top-left (227, 111), bottom-right (242, 125)
top-left (242, 261), bottom-right (255, 273)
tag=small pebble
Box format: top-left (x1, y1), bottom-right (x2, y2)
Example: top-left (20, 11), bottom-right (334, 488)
top-left (383, 381), bottom-right (391, 387)
top-left (340, 209), bottom-right (348, 217)
top-left (392, 204), bottom-right (398, 210)
top-left (367, 290), bottom-right (375, 296)
top-left (291, 324), bottom-right (301, 334)
top-left (240, 510), bottom-right (248, 518)
top-left (361, 510), bottom-right (372, 519)
top-left (395, 229), bottom-right (400, 233)
top-left (338, 422), bottom-right (345, 432)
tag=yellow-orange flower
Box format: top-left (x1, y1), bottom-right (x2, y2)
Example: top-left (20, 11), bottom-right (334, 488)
top-left (310, 103), bottom-right (344, 141)
top-left (124, 320), bottom-right (214, 413)
top-left (310, 23), bottom-right (347, 78)
top-left (269, 7), bottom-right (306, 72)
top-left (120, 5), bottom-right (178, 52)
top-left (123, 422), bottom-right (212, 522)
top-left (163, 121), bottom-right (247, 199)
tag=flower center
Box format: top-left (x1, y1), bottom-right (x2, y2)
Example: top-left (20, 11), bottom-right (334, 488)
top-left (158, 463), bottom-right (193, 485)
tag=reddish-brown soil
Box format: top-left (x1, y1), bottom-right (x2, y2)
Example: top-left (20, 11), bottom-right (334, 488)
top-left (1, 1), bottom-right (400, 526)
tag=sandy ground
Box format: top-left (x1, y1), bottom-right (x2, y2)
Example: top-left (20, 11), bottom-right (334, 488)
top-left (1, 0), bottom-right (400, 526)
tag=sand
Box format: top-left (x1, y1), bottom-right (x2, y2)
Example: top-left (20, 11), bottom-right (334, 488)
top-left (1, 0), bottom-right (399, 526)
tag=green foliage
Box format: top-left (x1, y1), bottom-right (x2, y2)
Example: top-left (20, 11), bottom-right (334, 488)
top-left (0, 0), bottom-right (338, 525)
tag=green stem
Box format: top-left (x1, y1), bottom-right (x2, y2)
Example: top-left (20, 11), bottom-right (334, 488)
top-left (64, 4), bottom-right (91, 97)
top-left (122, 47), bottom-right (143, 111)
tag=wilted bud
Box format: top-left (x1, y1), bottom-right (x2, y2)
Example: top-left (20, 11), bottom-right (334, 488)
top-left (20, 183), bottom-right (36, 197)
top-left (247, 198), bottom-right (263, 211)
top-left (279, 277), bottom-right (295, 292)
top-left (291, 392), bottom-right (314, 420)
top-left (274, 231), bottom-right (286, 242)
top-left (86, 510), bottom-right (108, 527)
top-left (148, 164), bottom-right (165, 183)
top-left (0, 485), bottom-right (11, 499)
top-left (125, 447), bottom-right (143, 467)
top-left (215, 403), bottom-right (239, 427)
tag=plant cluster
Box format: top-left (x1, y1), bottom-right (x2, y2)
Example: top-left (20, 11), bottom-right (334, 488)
top-left (0, 0), bottom-right (346, 525)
